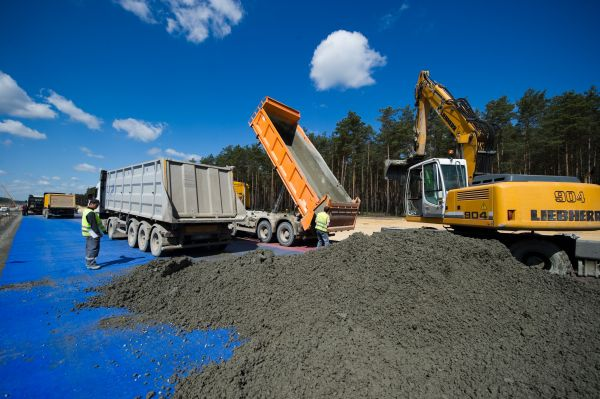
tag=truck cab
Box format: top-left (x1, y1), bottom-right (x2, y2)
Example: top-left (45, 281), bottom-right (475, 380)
top-left (405, 158), bottom-right (468, 220)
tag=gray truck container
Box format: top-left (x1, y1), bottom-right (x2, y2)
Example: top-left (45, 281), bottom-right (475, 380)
top-left (99, 159), bottom-right (245, 256)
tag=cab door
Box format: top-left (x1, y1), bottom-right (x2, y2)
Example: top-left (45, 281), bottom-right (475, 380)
top-left (421, 160), bottom-right (446, 218)
top-left (405, 166), bottom-right (423, 216)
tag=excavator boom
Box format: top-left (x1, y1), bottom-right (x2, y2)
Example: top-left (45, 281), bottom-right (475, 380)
top-left (385, 71), bottom-right (496, 183)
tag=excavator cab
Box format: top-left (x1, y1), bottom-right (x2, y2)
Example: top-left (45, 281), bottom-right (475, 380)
top-left (405, 158), bottom-right (468, 218)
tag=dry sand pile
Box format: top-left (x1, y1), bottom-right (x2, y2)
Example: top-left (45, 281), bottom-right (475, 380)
top-left (85, 230), bottom-right (600, 398)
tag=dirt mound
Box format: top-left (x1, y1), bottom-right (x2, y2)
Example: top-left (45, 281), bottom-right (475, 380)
top-left (0, 278), bottom-right (54, 291)
top-left (84, 230), bottom-right (600, 398)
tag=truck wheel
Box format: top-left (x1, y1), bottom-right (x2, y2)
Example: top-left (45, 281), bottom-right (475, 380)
top-left (107, 218), bottom-right (118, 239)
top-left (127, 220), bottom-right (139, 248)
top-left (256, 220), bottom-right (273, 243)
top-left (150, 228), bottom-right (163, 257)
top-left (137, 222), bottom-right (151, 252)
top-left (510, 239), bottom-right (572, 276)
top-left (276, 221), bottom-right (295, 247)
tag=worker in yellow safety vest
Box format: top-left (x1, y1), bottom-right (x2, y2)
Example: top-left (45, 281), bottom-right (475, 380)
top-left (82, 199), bottom-right (106, 270)
top-left (315, 205), bottom-right (331, 248)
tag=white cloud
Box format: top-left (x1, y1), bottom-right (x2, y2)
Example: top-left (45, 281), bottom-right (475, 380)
top-left (113, 118), bottom-right (165, 142)
top-left (0, 119), bottom-right (47, 139)
top-left (147, 147), bottom-right (162, 156)
top-left (52, 176), bottom-right (61, 181)
top-left (379, 2), bottom-right (409, 31)
top-left (1, 139), bottom-right (10, 146)
top-left (46, 91), bottom-right (102, 130)
top-left (0, 170), bottom-right (6, 175)
top-left (4, 176), bottom-right (98, 200)
top-left (117, 0), bottom-right (243, 44)
top-left (149, 147), bottom-right (202, 161)
top-left (71, 177), bottom-right (80, 181)
top-left (165, 148), bottom-right (202, 161)
top-left (310, 30), bottom-right (387, 91)
top-left (74, 163), bottom-right (99, 173)
top-left (80, 146), bottom-right (104, 159)
top-left (116, 0), bottom-right (155, 22)
top-left (0, 71), bottom-right (56, 119)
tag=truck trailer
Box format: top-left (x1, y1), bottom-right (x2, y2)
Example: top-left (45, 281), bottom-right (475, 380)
top-left (98, 159), bottom-right (246, 256)
top-left (42, 193), bottom-right (76, 218)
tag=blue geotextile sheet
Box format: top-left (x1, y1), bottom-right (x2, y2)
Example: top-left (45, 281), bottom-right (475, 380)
top-left (0, 216), bottom-right (242, 398)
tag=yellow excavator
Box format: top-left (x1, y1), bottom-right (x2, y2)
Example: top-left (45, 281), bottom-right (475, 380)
top-left (385, 70), bottom-right (600, 276)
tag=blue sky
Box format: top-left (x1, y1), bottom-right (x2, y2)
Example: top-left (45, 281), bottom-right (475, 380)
top-left (0, 0), bottom-right (598, 200)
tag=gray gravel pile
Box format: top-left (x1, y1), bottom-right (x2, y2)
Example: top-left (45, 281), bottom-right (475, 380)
top-left (85, 230), bottom-right (600, 398)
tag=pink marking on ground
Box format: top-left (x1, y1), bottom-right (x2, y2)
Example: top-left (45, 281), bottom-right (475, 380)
top-left (258, 242), bottom-right (315, 253)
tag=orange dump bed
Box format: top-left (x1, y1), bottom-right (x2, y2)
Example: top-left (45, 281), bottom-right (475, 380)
top-left (249, 97), bottom-right (360, 232)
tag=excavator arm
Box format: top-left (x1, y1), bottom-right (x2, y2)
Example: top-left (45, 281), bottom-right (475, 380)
top-left (386, 70), bottom-right (496, 183)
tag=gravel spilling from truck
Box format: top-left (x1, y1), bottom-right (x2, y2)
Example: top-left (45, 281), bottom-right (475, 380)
top-left (84, 230), bottom-right (600, 398)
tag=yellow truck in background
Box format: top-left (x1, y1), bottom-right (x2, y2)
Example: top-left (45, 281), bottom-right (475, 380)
top-left (233, 181), bottom-right (251, 209)
top-left (43, 193), bottom-right (76, 218)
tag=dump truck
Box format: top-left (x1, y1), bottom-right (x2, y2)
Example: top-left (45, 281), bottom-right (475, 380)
top-left (232, 97), bottom-right (360, 246)
top-left (27, 195), bottom-right (44, 215)
top-left (98, 159), bottom-right (246, 256)
top-left (42, 193), bottom-right (76, 218)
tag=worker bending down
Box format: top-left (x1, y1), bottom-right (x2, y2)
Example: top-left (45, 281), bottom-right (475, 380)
top-left (82, 199), bottom-right (106, 270)
top-left (315, 206), bottom-right (331, 248)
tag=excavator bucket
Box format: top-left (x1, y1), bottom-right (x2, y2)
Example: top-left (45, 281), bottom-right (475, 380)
top-left (384, 159), bottom-right (408, 182)
top-left (250, 97), bottom-right (360, 232)
top-left (384, 154), bottom-right (425, 182)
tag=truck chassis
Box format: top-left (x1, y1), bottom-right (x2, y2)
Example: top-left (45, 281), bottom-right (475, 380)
top-left (105, 213), bottom-right (231, 257)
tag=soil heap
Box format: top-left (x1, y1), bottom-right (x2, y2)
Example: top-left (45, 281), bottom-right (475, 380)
top-left (85, 230), bottom-right (600, 398)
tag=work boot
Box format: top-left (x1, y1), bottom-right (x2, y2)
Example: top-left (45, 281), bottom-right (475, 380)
top-left (86, 258), bottom-right (101, 270)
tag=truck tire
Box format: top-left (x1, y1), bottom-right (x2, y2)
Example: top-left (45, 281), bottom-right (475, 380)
top-left (107, 218), bottom-right (118, 239)
top-left (509, 239), bottom-right (572, 276)
top-left (257, 220), bottom-right (273, 243)
top-left (276, 221), bottom-right (295, 247)
top-left (127, 220), bottom-right (139, 248)
top-left (150, 227), bottom-right (163, 257)
top-left (137, 222), bottom-right (152, 252)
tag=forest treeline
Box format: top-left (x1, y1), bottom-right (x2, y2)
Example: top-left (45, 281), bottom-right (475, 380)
top-left (203, 87), bottom-right (599, 215)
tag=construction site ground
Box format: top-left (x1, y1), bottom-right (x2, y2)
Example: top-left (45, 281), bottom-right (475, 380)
top-left (0, 216), bottom-right (307, 397)
top-left (1, 215), bottom-right (599, 398)
top-left (333, 215), bottom-right (600, 242)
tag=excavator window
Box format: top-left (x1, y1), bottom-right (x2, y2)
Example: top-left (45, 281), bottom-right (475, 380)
top-left (423, 163), bottom-right (443, 205)
top-left (440, 164), bottom-right (467, 191)
top-left (406, 168), bottom-right (422, 216)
